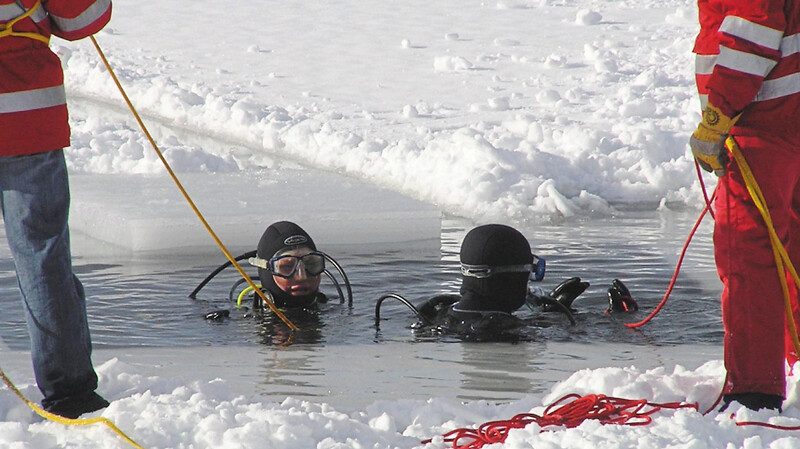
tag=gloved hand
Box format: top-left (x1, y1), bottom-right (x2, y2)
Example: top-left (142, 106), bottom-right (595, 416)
top-left (689, 104), bottom-right (738, 177)
top-left (606, 278), bottom-right (638, 313)
top-left (539, 277), bottom-right (590, 312)
top-left (415, 294), bottom-right (460, 326)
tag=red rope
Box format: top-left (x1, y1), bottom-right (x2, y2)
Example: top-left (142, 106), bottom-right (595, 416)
top-left (422, 394), bottom-right (698, 449)
top-left (696, 160), bottom-right (716, 220)
top-left (623, 190), bottom-right (714, 328)
top-left (735, 420), bottom-right (800, 430)
top-left (623, 160), bottom-right (718, 328)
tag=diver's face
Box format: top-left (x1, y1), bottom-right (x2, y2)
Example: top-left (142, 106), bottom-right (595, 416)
top-left (272, 247), bottom-right (322, 296)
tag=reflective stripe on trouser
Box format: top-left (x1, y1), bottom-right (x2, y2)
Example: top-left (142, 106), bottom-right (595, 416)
top-left (0, 149), bottom-right (98, 403)
top-left (715, 133), bottom-right (800, 396)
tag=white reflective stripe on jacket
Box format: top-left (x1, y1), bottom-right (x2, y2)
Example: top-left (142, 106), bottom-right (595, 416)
top-left (0, 86), bottom-right (66, 114)
top-left (48, 0), bottom-right (110, 33)
top-left (0, 2), bottom-right (47, 23)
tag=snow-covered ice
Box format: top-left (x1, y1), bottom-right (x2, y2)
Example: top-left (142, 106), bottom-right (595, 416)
top-left (68, 172), bottom-right (441, 253)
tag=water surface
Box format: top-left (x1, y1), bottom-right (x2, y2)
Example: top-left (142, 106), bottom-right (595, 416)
top-left (0, 211), bottom-right (724, 410)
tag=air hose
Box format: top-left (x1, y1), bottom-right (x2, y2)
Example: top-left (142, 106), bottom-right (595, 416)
top-left (375, 293), bottom-right (432, 327)
top-left (191, 251), bottom-right (353, 306)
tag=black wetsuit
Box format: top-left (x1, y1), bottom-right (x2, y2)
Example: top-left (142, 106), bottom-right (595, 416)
top-left (414, 276), bottom-right (592, 340)
top-left (416, 294), bottom-right (526, 340)
top-left (252, 290), bottom-right (329, 311)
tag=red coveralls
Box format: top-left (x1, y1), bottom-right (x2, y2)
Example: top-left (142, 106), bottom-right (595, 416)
top-left (1, 0), bottom-right (112, 155)
top-left (694, 0), bottom-right (800, 397)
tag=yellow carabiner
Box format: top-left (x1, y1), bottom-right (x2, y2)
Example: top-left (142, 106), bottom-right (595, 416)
top-left (0, 0), bottom-right (50, 45)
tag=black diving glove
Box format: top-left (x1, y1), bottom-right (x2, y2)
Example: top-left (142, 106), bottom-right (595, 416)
top-left (529, 277), bottom-right (590, 312)
top-left (606, 278), bottom-right (639, 313)
top-left (416, 294), bottom-right (460, 325)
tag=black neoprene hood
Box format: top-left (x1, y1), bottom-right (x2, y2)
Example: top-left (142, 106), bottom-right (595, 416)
top-left (256, 221), bottom-right (318, 308)
top-left (457, 224), bottom-right (532, 313)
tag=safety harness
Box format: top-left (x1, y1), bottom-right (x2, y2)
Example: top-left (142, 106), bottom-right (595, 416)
top-left (0, 1), bottom-right (50, 44)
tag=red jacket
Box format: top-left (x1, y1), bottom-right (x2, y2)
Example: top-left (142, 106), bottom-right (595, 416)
top-left (1, 0), bottom-right (112, 156)
top-left (694, 0), bottom-right (800, 137)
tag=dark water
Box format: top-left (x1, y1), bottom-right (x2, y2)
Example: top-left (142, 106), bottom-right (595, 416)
top-left (0, 210), bottom-right (723, 350)
top-left (0, 210), bottom-right (725, 410)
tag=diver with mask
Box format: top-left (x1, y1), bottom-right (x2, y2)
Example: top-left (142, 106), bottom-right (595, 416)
top-left (375, 223), bottom-right (636, 340)
top-left (191, 220), bottom-right (351, 315)
top-left (250, 221), bottom-right (329, 309)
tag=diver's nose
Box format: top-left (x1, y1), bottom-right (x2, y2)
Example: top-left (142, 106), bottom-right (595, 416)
top-left (292, 261), bottom-right (308, 279)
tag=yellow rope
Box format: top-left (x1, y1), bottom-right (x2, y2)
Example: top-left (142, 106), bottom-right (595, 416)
top-left (88, 36), bottom-right (297, 331)
top-left (0, 0), bottom-right (51, 44)
top-left (0, 370), bottom-right (146, 449)
top-left (727, 137), bottom-right (800, 357)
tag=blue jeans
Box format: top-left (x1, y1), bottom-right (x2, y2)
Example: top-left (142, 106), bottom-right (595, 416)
top-left (0, 150), bottom-right (98, 406)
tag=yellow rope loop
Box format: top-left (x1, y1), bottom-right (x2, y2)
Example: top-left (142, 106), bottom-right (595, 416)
top-left (88, 35), bottom-right (297, 331)
top-left (0, 0), bottom-right (50, 44)
top-left (0, 370), bottom-right (146, 449)
top-left (727, 136), bottom-right (800, 357)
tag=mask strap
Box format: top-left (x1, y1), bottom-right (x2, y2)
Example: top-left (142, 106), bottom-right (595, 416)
top-left (248, 256), bottom-right (269, 269)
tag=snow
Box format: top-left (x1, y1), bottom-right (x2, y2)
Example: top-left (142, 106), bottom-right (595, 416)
top-left (59, 0), bottom-right (705, 232)
top-left (2, 0), bottom-right (793, 448)
top-left (4, 352), bottom-right (800, 449)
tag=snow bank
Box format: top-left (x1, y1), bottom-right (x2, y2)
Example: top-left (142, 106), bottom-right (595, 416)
top-left (59, 0), bottom-right (706, 228)
top-left (3, 352), bottom-right (800, 449)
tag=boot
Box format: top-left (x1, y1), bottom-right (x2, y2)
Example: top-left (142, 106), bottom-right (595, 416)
top-left (719, 393), bottom-right (783, 412)
top-left (43, 391), bottom-right (110, 419)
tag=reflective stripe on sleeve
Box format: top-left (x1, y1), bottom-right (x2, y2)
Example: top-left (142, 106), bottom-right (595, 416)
top-left (695, 54), bottom-right (717, 75)
top-left (698, 94), bottom-right (708, 110)
top-left (48, 0), bottom-right (110, 33)
top-left (0, 2), bottom-right (47, 23)
top-left (781, 33), bottom-right (800, 57)
top-left (0, 3), bottom-right (23, 21)
top-left (755, 72), bottom-right (800, 102)
top-left (717, 46), bottom-right (777, 77)
top-left (0, 86), bottom-right (66, 113)
top-left (719, 16), bottom-right (783, 50)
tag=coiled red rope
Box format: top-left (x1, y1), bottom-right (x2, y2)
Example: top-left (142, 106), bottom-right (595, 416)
top-left (422, 394), bottom-right (698, 449)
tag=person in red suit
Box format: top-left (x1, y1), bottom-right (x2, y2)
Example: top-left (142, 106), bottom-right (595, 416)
top-left (1, 0), bottom-right (112, 418)
top-left (690, 0), bottom-right (800, 412)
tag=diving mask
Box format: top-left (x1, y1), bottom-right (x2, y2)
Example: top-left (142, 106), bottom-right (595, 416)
top-left (460, 254), bottom-right (546, 282)
top-left (249, 252), bottom-right (326, 278)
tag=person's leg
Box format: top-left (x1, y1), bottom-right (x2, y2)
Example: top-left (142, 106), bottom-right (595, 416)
top-left (715, 134), bottom-right (800, 407)
top-left (785, 139), bottom-right (800, 371)
top-left (0, 150), bottom-right (106, 416)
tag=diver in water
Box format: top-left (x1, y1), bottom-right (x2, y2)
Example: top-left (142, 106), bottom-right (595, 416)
top-left (191, 220), bottom-right (351, 315)
top-left (375, 223), bottom-right (637, 340)
top-left (422, 223), bottom-right (587, 337)
top-left (249, 220), bottom-right (329, 309)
